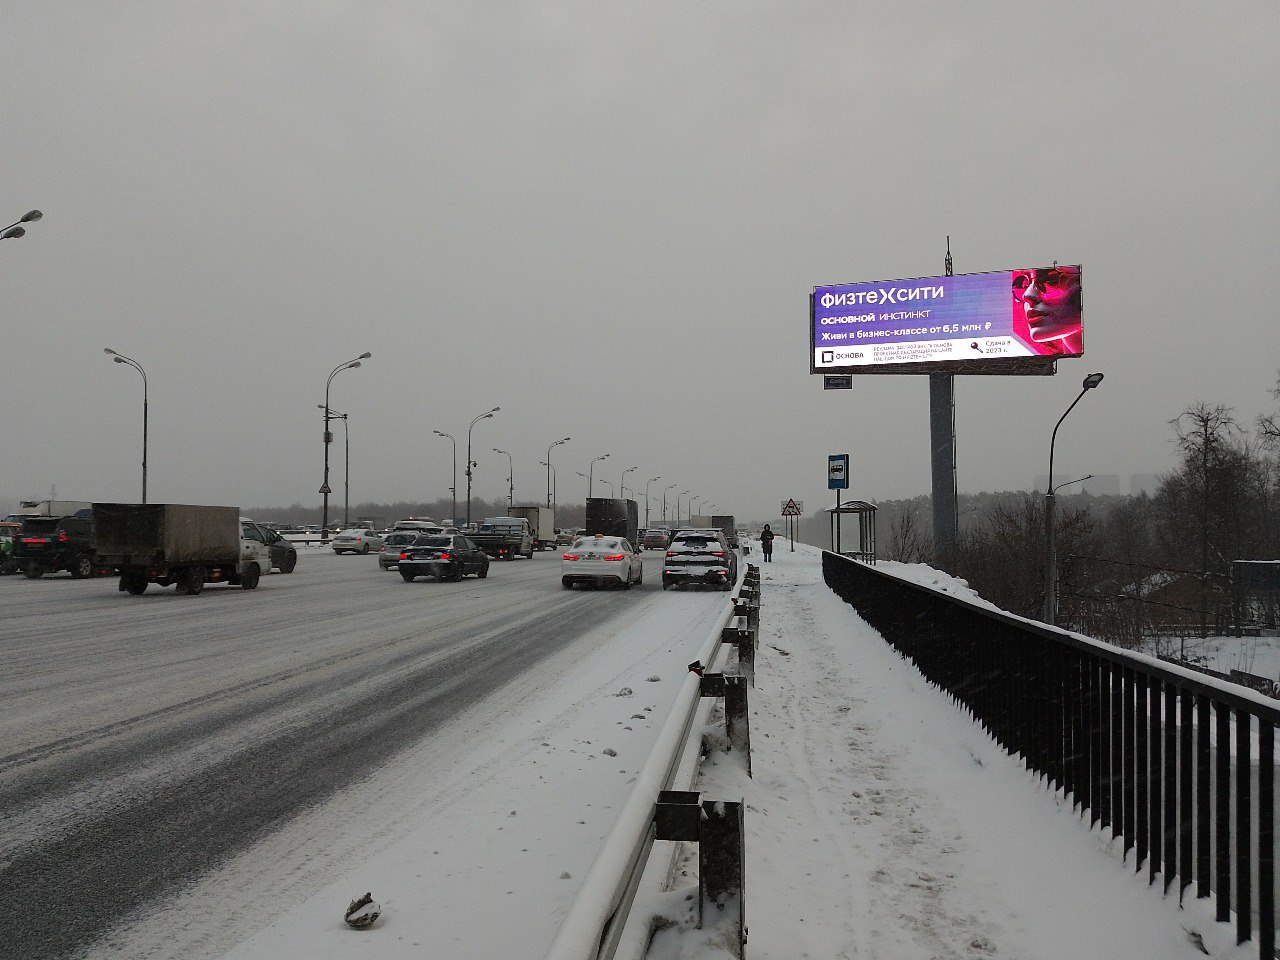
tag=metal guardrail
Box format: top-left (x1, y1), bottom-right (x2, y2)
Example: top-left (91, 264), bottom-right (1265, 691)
top-left (822, 551), bottom-right (1280, 959)
top-left (545, 564), bottom-right (760, 960)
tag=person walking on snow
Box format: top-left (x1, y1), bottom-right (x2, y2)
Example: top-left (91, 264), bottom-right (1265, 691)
top-left (760, 524), bottom-right (775, 562)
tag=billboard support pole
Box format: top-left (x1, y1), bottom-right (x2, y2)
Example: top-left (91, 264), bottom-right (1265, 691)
top-left (930, 238), bottom-right (959, 561)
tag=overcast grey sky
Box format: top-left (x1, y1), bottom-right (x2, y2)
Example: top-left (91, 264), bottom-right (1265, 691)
top-left (3, 2), bottom-right (1277, 521)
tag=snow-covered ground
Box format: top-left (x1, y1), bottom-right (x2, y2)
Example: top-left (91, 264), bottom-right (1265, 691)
top-left (86, 541), bottom-right (1262, 959)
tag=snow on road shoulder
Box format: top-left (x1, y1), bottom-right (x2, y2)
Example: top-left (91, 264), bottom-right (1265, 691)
top-left (647, 544), bottom-right (1251, 960)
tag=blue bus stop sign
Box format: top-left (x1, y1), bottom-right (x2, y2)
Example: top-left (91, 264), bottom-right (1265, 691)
top-left (828, 454), bottom-right (849, 490)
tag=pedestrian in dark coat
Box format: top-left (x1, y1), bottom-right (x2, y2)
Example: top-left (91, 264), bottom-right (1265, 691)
top-left (760, 524), bottom-right (775, 562)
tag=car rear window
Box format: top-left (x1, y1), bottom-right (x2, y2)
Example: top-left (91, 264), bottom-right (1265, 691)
top-left (416, 536), bottom-right (452, 548)
top-left (385, 532), bottom-right (418, 544)
top-left (674, 536), bottom-right (715, 548)
top-left (22, 518), bottom-right (58, 535)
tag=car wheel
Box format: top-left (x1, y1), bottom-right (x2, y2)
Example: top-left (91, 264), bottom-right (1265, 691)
top-left (22, 561), bottom-right (45, 580)
top-left (70, 554), bottom-right (94, 579)
top-left (562, 577), bottom-right (573, 589)
top-left (240, 564), bottom-right (261, 590)
top-left (477, 563), bottom-right (488, 579)
top-left (661, 580), bottom-right (670, 591)
top-left (401, 570), bottom-right (416, 582)
top-left (280, 553), bottom-right (297, 574)
top-left (622, 570), bottom-right (632, 590)
top-left (451, 565), bottom-right (465, 582)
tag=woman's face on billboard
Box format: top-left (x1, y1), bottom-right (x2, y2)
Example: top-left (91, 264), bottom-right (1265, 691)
top-left (1013, 267), bottom-right (1081, 342)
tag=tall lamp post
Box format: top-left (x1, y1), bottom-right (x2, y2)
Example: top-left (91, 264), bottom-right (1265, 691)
top-left (466, 406), bottom-right (500, 527)
top-left (620, 465), bottom-right (638, 499)
top-left (540, 461), bottom-right (557, 515)
top-left (433, 430), bottom-right (457, 524)
top-left (318, 405), bottom-right (350, 526)
top-left (588, 453), bottom-right (610, 498)
top-left (644, 476), bottom-right (661, 527)
top-left (1044, 372), bottom-right (1105, 626)
top-left (678, 490), bottom-right (690, 527)
top-left (321, 353), bottom-right (370, 541)
top-left (546, 437), bottom-right (570, 512)
top-left (663, 483), bottom-right (677, 525)
top-left (104, 348), bottom-right (148, 503)
top-left (494, 448), bottom-right (514, 511)
top-left (2, 209), bottom-right (42, 241)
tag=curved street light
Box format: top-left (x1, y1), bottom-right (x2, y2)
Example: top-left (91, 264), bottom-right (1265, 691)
top-left (1044, 372), bottom-right (1105, 625)
top-left (588, 453), bottom-right (610, 499)
top-left (677, 490), bottom-right (690, 527)
top-left (321, 353), bottom-right (370, 540)
top-left (494, 447), bottom-right (514, 511)
top-left (662, 483), bottom-right (677, 526)
top-left (620, 465), bottom-right (638, 499)
top-left (466, 407), bottom-right (500, 527)
top-left (104, 348), bottom-right (148, 503)
top-left (433, 430), bottom-right (457, 525)
top-left (2, 209), bottom-right (42, 241)
top-left (546, 437), bottom-right (570, 510)
top-left (644, 476), bottom-right (661, 527)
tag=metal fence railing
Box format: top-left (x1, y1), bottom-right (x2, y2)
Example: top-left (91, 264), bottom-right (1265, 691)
top-left (823, 551), bottom-right (1280, 959)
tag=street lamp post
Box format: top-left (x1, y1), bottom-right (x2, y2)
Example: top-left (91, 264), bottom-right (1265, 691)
top-left (663, 483), bottom-right (677, 525)
top-left (494, 448), bottom-right (514, 511)
top-left (678, 490), bottom-right (690, 527)
top-left (644, 476), bottom-right (661, 527)
top-left (540, 461), bottom-right (557, 514)
top-left (321, 353), bottom-right (370, 541)
top-left (620, 465), bottom-right (638, 499)
top-left (466, 407), bottom-right (500, 527)
top-left (546, 437), bottom-right (570, 513)
top-left (599, 479), bottom-right (614, 497)
top-left (1, 209), bottom-right (42, 241)
top-left (433, 430), bottom-right (457, 524)
top-left (1044, 372), bottom-right (1105, 626)
top-left (319, 406), bottom-right (350, 526)
top-left (588, 454), bottom-right (610, 499)
top-left (104, 348), bottom-right (148, 503)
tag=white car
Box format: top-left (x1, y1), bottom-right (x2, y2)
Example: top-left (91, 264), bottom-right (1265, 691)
top-left (331, 528), bottom-right (384, 555)
top-left (561, 535), bottom-right (643, 590)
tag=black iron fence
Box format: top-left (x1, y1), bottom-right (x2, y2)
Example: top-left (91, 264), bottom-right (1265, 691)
top-left (823, 551), bottom-right (1280, 959)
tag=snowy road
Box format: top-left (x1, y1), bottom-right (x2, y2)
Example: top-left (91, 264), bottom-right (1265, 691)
top-left (0, 548), bottom-right (731, 960)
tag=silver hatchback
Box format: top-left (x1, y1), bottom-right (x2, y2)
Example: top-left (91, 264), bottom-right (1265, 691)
top-left (378, 531), bottom-right (422, 569)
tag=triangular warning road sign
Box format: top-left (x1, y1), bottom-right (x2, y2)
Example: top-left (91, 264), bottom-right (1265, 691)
top-left (782, 498), bottom-right (802, 516)
top-left (319, 483), bottom-right (332, 494)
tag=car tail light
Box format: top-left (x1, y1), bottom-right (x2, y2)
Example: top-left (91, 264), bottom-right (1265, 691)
top-left (563, 553), bottom-right (580, 561)
top-left (399, 551), bottom-right (409, 560)
top-left (58, 529), bottom-right (70, 543)
top-left (603, 553), bottom-right (626, 561)
top-left (22, 537), bottom-right (48, 544)
top-left (711, 551), bottom-right (725, 557)
top-left (438, 552), bottom-right (451, 560)
top-left (666, 551), bottom-right (675, 557)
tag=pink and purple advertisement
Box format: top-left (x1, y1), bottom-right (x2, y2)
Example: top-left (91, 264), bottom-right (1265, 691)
top-left (811, 266), bottom-right (1082, 373)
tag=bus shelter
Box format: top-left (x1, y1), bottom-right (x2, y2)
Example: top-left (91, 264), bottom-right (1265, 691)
top-left (828, 501), bottom-right (876, 563)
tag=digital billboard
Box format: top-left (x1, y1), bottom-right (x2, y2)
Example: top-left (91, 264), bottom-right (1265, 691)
top-left (811, 266), bottom-right (1082, 375)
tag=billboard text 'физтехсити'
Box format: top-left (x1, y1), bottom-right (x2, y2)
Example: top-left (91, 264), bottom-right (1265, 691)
top-left (811, 266), bottom-right (1082, 375)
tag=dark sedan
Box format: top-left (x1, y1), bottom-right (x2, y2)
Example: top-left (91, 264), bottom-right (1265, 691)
top-left (398, 535), bottom-right (490, 582)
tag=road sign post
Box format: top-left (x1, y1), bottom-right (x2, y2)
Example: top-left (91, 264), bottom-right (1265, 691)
top-left (781, 498), bottom-right (803, 552)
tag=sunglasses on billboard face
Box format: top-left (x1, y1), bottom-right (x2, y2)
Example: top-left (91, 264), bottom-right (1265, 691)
top-left (1012, 268), bottom-right (1079, 301)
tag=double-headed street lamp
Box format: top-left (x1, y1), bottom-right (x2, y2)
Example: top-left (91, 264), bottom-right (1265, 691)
top-left (1, 209), bottom-right (42, 241)
top-left (104, 348), bottom-right (148, 503)
top-left (433, 430), bottom-right (457, 524)
top-left (466, 407), bottom-right (500, 527)
top-left (662, 483), bottom-right (677, 525)
top-left (321, 353), bottom-right (370, 540)
top-left (588, 453), bottom-right (610, 498)
top-left (1044, 372), bottom-right (1105, 626)
top-left (494, 448), bottom-right (514, 511)
top-left (541, 461), bottom-right (557, 513)
top-left (318, 405), bottom-right (351, 526)
top-left (620, 465), bottom-right (638, 499)
top-left (644, 476), bottom-right (661, 527)
top-left (546, 437), bottom-right (570, 510)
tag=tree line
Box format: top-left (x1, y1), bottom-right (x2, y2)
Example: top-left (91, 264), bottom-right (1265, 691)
top-left (798, 372), bottom-right (1280, 650)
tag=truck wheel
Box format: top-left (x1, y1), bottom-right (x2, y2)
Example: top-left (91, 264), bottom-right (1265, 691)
top-left (183, 567), bottom-right (206, 595)
top-left (123, 574), bottom-right (148, 595)
top-left (70, 555), bottom-right (94, 579)
top-left (240, 564), bottom-right (261, 590)
top-left (526, 548), bottom-right (534, 559)
top-left (22, 561), bottom-right (44, 580)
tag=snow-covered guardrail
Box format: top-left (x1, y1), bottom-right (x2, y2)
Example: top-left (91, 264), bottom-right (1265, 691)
top-left (545, 564), bottom-right (760, 960)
